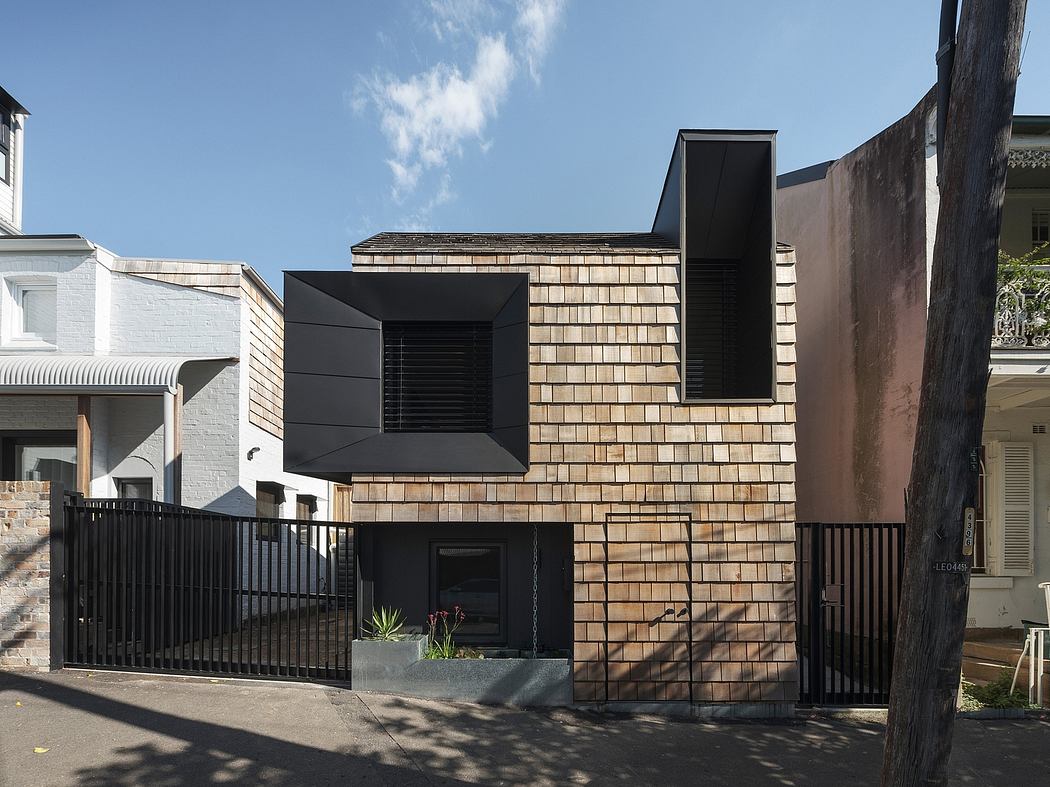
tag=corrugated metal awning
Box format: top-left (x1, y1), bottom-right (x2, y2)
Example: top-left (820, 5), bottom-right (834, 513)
top-left (0, 355), bottom-right (235, 394)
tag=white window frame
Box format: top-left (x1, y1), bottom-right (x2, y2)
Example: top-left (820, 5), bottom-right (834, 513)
top-left (983, 440), bottom-right (1035, 577)
top-left (3, 277), bottom-right (58, 349)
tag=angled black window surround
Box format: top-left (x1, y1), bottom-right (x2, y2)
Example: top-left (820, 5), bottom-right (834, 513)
top-left (283, 271), bottom-right (529, 478)
top-left (383, 321), bottom-right (493, 433)
top-left (653, 130), bottom-right (776, 401)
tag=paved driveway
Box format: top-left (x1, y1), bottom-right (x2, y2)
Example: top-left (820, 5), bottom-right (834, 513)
top-left (0, 670), bottom-right (1046, 785)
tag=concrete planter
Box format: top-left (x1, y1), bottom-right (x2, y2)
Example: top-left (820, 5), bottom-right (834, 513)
top-left (351, 637), bottom-right (571, 707)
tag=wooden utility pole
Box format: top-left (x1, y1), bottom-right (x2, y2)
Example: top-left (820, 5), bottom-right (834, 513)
top-left (881, 2), bottom-right (1027, 785)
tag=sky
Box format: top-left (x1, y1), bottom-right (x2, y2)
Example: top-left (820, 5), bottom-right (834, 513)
top-left (6, 1), bottom-right (1049, 293)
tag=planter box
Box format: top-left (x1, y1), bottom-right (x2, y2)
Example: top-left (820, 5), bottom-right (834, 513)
top-left (351, 638), bottom-right (570, 706)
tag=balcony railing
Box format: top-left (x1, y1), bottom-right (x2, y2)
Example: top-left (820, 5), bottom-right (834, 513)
top-left (994, 266), bottom-right (1050, 349)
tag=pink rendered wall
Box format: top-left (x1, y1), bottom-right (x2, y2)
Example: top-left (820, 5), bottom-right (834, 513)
top-left (777, 92), bottom-right (934, 524)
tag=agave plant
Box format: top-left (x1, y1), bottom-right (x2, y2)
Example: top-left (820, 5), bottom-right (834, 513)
top-left (365, 606), bottom-right (406, 641)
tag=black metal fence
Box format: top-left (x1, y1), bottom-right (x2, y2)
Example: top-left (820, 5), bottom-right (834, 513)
top-left (63, 496), bottom-right (356, 682)
top-left (796, 522), bottom-right (905, 706)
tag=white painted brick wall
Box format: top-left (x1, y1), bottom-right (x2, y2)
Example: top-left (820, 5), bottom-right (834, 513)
top-left (0, 253), bottom-right (100, 352)
top-left (109, 272), bottom-right (240, 357)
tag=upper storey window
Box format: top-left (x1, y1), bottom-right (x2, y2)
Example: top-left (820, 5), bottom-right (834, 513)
top-left (0, 108), bottom-right (11, 185)
top-left (5, 278), bottom-right (57, 347)
top-left (383, 321), bottom-right (493, 433)
top-left (1034, 209), bottom-right (1049, 251)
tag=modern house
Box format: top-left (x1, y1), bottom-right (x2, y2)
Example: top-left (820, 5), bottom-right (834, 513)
top-left (0, 84), bottom-right (335, 520)
top-left (777, 92), bottom-right (1050, 638)
top-left (285, 131), bottom-right (801, 709)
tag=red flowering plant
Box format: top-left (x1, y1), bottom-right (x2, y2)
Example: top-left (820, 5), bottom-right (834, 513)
top-left (423, 606), bottom-right (467, 659)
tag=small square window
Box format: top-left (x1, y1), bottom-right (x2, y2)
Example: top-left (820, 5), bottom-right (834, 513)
top-left (8, 282), bottom-right (58, 345)
top-left (1034, 210), bottom-right (1050, 250)
top-left (383, 321), bottom-right (493, 433)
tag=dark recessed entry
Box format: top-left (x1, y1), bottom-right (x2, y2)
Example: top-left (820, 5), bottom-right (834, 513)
top-left (653, 130), bottom-right (777, 401)
top-left (283, 271), bottom-right (529, 478)
top-left (357, 523), bottom-right (573, 651)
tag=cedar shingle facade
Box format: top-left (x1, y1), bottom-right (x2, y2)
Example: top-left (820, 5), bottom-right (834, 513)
top-left (346, 243), bottom-right (798, 705)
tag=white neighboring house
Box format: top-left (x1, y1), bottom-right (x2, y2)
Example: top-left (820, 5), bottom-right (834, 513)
top-left (0, 235), bottom-right (333, 520)
top-left (0, 86), bottom-right (27, 236)
top-left (0, 84), bottom-right (334, 520)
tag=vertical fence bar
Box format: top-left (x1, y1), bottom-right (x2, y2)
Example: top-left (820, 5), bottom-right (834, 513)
top-left (325, 524), bottom-right (332, 680)
top-left (92, 509), bottom-right (100, 665)
top-left (877, 524), bottom-right (885, 700)
top-left (296, 524), bottom-right (302, 679)
top-left (150, 511), bottom-right (158, 670)
top-left (867, 525), bottom-right (875, 704)
top-left (285, 524), bottom-right (292, 677)
top-left (314, 525), bottom-right (321, 678)
top-left (305, 523), bottom-right (312, 678)
top-left (808, 524), bottom-right (822, 704)
top-left (257, 519), bottom-right (264, 674)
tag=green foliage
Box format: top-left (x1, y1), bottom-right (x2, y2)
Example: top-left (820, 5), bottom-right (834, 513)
top-left (960, 669), bottom-right (1037, 711)
top-left (997, 243), bottom-right (1050, 289)
top-left (365, 606), bottom-right (405, 641)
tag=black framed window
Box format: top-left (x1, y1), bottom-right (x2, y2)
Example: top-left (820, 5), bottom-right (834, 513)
top-left (1, 431), bottom-right (76, 489)
top-left (383, 321), bottom-right (493, 433)
top-left (256, 482), bottom-right (284, 540)
top-left (117, 478), bottom-right (153, 501)
top-left (431, 542), bottom-right (505, 643)
top-left (0, 108), bottom-right (10, 185)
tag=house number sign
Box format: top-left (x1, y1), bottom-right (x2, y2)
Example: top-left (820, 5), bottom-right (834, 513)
top-left (962, 507), bottom-right (975, 557)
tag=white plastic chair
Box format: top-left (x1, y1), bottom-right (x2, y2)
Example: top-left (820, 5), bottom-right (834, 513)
top-left (1010, 582), bottom-right (1050, 705)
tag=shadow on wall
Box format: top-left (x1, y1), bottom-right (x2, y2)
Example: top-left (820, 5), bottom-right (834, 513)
top-left (0, 530), bottom-right (50, 666)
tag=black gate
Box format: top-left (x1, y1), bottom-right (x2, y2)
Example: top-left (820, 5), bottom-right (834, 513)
top-left (63, 497), bottom-right (356, 682)
top-left (796, 522), bottom-right (905, 705)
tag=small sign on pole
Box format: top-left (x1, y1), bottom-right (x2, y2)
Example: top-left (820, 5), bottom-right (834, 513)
top-left (962, 506), bottom-right (975, 557)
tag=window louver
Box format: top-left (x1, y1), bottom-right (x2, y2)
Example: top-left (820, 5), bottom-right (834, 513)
top-left (383, 321), bottom-right (493, 433)
top-left (684, 260), bottom-right (739, 399)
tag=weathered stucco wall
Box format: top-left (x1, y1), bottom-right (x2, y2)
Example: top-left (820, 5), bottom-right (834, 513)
top-left (777, 92), bottom-right (934, 524)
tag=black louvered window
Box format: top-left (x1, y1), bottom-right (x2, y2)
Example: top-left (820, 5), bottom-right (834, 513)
top-left (684, 260), bottom-right (739, 399)
top-left (383, 321), bottom-right (493, 432)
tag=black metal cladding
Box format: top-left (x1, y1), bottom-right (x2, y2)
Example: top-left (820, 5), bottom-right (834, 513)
top-left (383, 321), bottom-right (493, 433)
top-left (684, 260), bottom-right (739, 399)
top-left (283, 271), bottom-right (529, 476)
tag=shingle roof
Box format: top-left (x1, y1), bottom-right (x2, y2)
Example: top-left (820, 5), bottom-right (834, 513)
top-left (352, 232), bottom-right (679, 254)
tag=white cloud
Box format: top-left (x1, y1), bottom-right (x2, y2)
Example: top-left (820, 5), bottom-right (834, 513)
top-left (357, 0), bottom-right (566, 210)
top-left (515, 0), bottom-right (566, 83)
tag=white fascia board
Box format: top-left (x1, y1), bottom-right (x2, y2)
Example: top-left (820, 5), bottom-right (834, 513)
top-left (0, 237), bottom-right (97, 253)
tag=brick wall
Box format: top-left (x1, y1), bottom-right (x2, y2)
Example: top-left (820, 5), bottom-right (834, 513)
top-left (350, 248), bottom-right (798, 707)
top-left (0, 481), bottom-right (57, 671)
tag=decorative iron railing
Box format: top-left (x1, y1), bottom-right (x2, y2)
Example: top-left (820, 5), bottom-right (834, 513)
top-left (994, 269), bottom-right (1050, 349)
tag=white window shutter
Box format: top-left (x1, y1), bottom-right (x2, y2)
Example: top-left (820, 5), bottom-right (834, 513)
top-left (999, 442), bottom-right (1035, 577)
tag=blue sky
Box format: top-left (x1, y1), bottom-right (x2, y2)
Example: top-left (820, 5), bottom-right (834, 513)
top-left (6, 1), bottom-right (1049, 292)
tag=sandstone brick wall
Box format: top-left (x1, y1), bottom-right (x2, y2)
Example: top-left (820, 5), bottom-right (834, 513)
top-left (0, 481), bottom-right (56, 671)
top-left (350, 248), bottom-right (798, 705)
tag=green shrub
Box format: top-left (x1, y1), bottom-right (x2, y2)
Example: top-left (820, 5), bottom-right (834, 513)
top-left (365, 606), bottom-right (406, 641)
top-left (960, 669), bottom-right (1037, 710)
